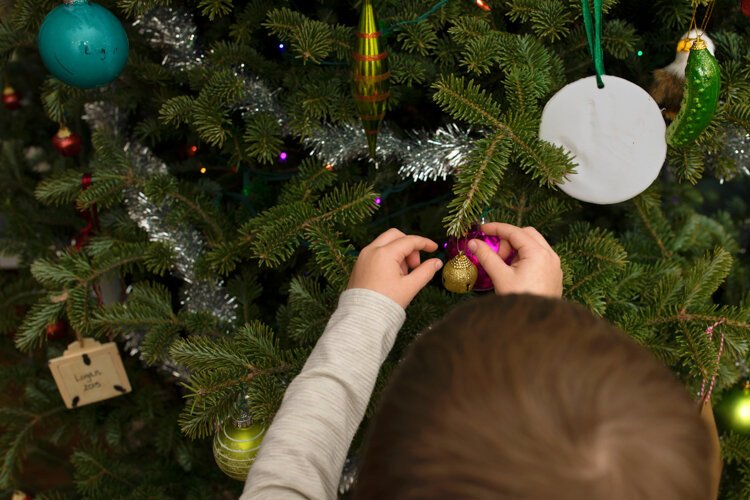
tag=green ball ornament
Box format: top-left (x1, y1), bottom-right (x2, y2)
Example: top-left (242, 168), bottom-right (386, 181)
top-left (717, 381), bottom-right (750, 434)
top-left (213, 416), bottom-right (267, 481)
top-left (38, 0), bottom-right (129, 89)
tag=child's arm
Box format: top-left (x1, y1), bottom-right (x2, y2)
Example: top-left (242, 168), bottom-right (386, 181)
top-left (241, 229), bottom-right (442, 500)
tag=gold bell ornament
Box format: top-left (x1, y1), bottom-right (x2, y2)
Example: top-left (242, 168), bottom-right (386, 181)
top-left (442, 251), bottom-right (478, 294)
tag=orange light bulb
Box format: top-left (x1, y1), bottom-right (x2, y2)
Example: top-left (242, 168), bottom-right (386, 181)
top-left (475, 0), bottom-right (491, 11)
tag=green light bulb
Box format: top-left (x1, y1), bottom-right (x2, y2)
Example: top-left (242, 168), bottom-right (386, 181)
top-left (718, 382), bottom-right (750, 434)
top-left (734, 391), bottom-right (750, 426)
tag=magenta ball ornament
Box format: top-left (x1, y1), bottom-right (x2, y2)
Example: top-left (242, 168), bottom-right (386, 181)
top-left (445, 226), bottom-right (502, 292)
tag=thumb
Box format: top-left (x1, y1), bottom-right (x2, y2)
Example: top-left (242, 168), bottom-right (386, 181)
top-left (469, 239), bottom-right (511, 283)
top-left (405, 258), bottom-right (443, 292)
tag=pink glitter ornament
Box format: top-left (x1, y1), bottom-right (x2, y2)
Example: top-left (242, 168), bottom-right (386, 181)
top-left (445, 225), bottom-right (502, 292)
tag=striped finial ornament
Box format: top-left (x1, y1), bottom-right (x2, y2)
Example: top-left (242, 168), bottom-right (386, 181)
top-left (353, 0), bottom-right (390, 158)
top-left (213, 415), bottom-right (267, 481)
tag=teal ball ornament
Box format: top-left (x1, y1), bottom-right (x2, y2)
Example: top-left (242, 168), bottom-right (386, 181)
top-left (38, 1), bottom-right (129, 89)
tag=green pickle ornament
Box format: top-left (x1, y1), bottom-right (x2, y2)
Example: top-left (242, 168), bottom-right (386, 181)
top-left (38, 0), bottom-right (129, 89)
top-left (353, 0), bottom-right (390, 158)
top-left (666, 38), bottom-right (721, 147)
top-left (213, 413), bottom-right (267, 481)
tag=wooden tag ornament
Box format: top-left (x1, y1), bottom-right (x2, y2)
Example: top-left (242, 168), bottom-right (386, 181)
top-left (49, 338), bottom-right (132, 409)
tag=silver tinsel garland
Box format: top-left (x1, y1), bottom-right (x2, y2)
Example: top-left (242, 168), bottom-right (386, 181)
top-left (133, 7), bottom-right (203, 70)
top-left (302, 121), bottom-right (473, 180)
top-left (84, 102), bottom-right (237, 323)
top-left (708, 126), bottom-right (750, 182)
top-left (400, 124), bottom-right (474, 181)
top-left (134, 6), bottom-right (475, 181)
top-left (234, 72), bottom-right (288, 129)
top-left (83, 101), bottom-right (237, 378)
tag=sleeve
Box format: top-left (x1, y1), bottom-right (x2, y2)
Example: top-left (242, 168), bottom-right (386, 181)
top-left (240, 288), bottom-right (406, 500)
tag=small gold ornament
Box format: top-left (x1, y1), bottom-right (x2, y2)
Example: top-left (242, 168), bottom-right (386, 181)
top-left (442, 252), bottom-right (478, 294)
top-left (213, 413), bottom-right (267, 481)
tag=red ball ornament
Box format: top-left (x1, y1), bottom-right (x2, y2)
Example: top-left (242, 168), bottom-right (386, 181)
top-left (46, 321), bottom-right (67, 341)
top-left (445, 225), bottom-right (504, 292)
top-left (742, 0), bottom-right (750, 17)
top-left (52, 126), bottom-right (82, 157)
top-left (2, 86), bottom-right (21, 110)
top-left (12, 491), bottom-right (32, 500)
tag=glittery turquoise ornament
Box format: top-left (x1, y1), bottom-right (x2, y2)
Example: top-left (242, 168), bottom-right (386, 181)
top-left (38, 0), bottom-right (129, 89)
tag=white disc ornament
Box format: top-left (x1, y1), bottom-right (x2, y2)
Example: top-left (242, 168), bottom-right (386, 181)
top-left (540, 75), bottom-right (667, 204)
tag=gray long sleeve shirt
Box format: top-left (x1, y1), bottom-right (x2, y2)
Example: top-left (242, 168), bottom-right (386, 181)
top-left (241, 288), bottom-right (406, 499)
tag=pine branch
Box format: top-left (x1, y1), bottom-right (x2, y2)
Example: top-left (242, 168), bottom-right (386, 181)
top-left (444, 134), bottom-right (512, 237)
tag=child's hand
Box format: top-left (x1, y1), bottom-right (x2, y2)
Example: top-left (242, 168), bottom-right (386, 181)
top-left (468, 223), bottom-right (563, 298)
top-left (348, 228), bottom-right (443, 309)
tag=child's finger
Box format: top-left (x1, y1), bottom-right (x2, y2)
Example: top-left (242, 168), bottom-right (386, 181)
top-left (481, 223), bottom-right (544, 258)
top-left (370, 228), bottom-right (406, 247)
top-left (404, 258), bottom-right (443, 291)
top-left (384, 235), bottom-right (438, 259)
top-left (480, 222), bottom-right (521, 237)
top-left (469, 239), bottom-right (512, 282)
top-left (498, 239), bottom-right (514, 261)
top-left (406, 250), bottom-right (421, 270)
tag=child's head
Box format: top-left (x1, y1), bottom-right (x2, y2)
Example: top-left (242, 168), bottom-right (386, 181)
top-left (355, 294), bottom-right (713, 500)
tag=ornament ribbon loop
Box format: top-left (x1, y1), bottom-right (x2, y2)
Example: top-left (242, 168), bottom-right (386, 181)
top-left (699, 319), bottom-right (726, 404)
top-left (580, 0), bottom-right (605, 88)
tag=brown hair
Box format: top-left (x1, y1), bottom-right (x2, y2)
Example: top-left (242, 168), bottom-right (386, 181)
top-left (355, 294), bottom-right (712, 500)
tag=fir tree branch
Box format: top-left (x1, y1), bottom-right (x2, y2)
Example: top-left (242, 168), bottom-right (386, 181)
top-left (646, 314), bottom-right (750, 330)
top-left (0, 290), bottom-right (46, 309)
top-left (634, 200), bottom-right (672, 258)
top-left (444, 132), bottom-right (510, 236)
top-left (81, 256), bottom-right (145, 285)
top-left (72, 452), bottom-right (136, 489)
top-left (169, 192), bottom-right (224, 244)
top-left (189, 365), bottom-right (292, 399)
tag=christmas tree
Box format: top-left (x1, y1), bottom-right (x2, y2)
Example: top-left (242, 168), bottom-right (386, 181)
top-left (1, 0), bottom-right (750, 497)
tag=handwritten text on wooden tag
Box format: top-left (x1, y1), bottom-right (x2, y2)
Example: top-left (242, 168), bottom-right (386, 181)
top-left (49, 338), bottom-right (132, 409)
